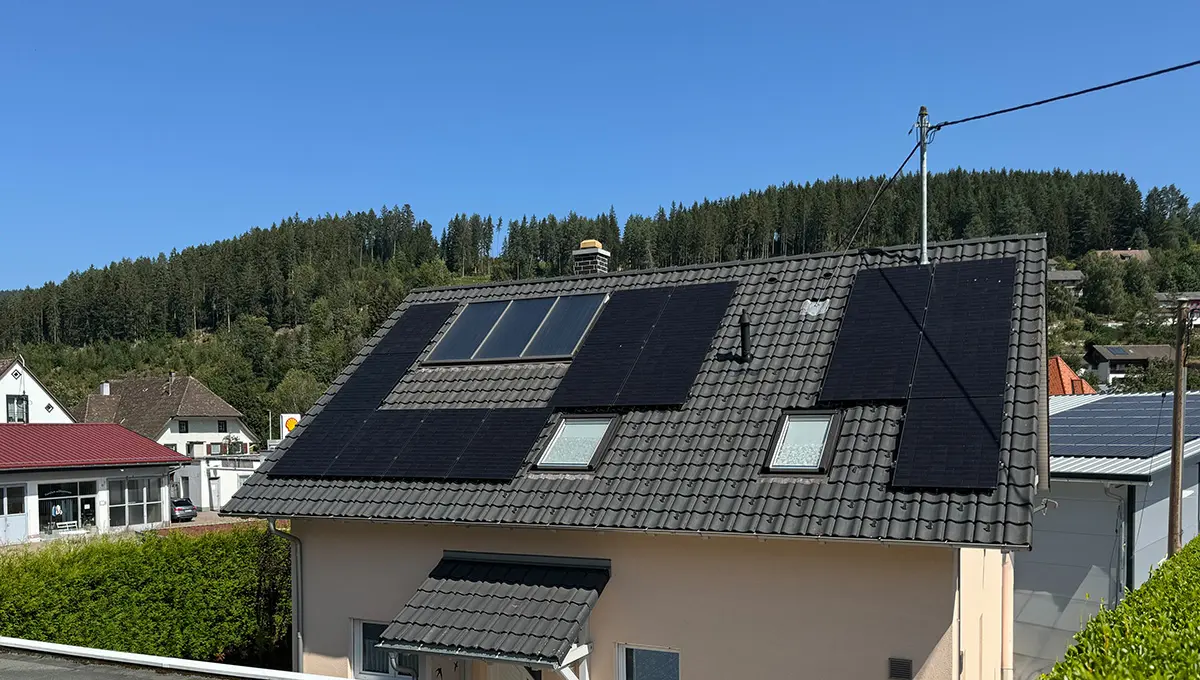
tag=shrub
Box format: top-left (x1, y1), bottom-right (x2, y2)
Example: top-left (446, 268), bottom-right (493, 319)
top-left (1043, 537), bottom-right (1200, 679)
top-left (0, 526), bottom-right (290, 669)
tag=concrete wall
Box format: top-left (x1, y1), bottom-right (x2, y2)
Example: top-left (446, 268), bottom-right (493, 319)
top-left (1014, 481), bottom-right (1122, 680)
top-left (170, 456), bottom-right (263, 510)
top-left (293, 520), bottom-right (966, 680)
top-left (0, 361), bottom-right (74, 423)
top-left (1132, 462), bottom-right (1200, 587)
top-left (0, 466), bottom-right (172, 544)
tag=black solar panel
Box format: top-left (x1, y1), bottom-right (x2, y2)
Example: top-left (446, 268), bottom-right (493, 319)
top-left (474, 297), bottom-right (556, 360)
top-left (268, 413), bottom-right (365, 477)
top-left (892, 395), bottom-right (1005, 489)
top-left (322, 409), bottom-right (427, 478)
top-left (1050, 394), bottom-right (1200, 458)
top-left (449, 408), bottom-right (553, 480)
top-left (525, 294), bottom-right (607, 357)
top-left (614, 281), bottom-right (738, 407)
top-left (909, 259), bottom-right (1016, 400)
top-left (374, 303), bottom-right (458, 355)
top-left (387, 409), bottom-right (492, 479)
top-left (551, 287), bottom-right (671, 409)
top-left (819, 265), bottom-right (932, 402)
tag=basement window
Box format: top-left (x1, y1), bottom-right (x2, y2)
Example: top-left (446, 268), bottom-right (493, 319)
top-left (766, 411), bottom-right (839, 473)
top-left (537, 417), bottom-right (614, 470)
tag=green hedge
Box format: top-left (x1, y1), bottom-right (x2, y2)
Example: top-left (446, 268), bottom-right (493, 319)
top-left (1044, 537), bottom-right (1200, 679)
top-left (0, 527), bottom-right (290, 669)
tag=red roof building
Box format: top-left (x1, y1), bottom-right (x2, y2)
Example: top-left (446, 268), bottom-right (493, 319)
top-left (0, 423), bottom-right (189, 471)
top-left (1048, 356), bottom-right (1097, 396)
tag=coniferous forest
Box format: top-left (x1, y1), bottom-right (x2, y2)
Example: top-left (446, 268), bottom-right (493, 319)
top-left (2, 169), bottom-right (1198, 436)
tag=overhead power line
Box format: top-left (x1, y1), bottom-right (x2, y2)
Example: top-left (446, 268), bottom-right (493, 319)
top-left (818, 140), bottom-right (921, 298)
top-left (932, 58), bottom-right (1200, 131)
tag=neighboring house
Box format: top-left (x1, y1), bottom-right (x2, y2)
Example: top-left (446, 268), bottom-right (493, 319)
top-left (1047, 266), bottom-right (1084, 297)
top-left (1015, 392), bottom-right (1200, 679)
top-left (1083, 344), bottom-right (1173, 384)
top-left (1047, 356), bottom-right (1097, 396)
top-left (0, 423), bottom-right (189, 544)
top-left (1095, 249), bottom-right (1150, 262)
top-left (226, 234), bottom-right (1048, 680)
top-left (74, 375), bottom-right (262, 511)
top-left (0, 357), bottom-right (75, 424)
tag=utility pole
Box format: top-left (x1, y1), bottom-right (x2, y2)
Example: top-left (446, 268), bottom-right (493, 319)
top-left (917, 106), bottom-right (930, 265)
top-left (1169, 297), bottom-right (1188, 557)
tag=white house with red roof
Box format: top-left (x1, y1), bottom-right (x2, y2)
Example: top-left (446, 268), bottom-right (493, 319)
top-left (0, 424), bottom-right (189, 544)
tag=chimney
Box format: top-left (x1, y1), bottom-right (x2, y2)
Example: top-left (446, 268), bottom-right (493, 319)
top-left (168, 371), bottom-right (176, 396)
top-left (100, 381), bottom-right (110, 396)
top-left (572, 239), bottom-right (611, 275)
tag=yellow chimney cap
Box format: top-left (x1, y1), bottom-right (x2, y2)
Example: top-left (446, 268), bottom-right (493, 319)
top-left (579, 239), bottom-right (604, 250)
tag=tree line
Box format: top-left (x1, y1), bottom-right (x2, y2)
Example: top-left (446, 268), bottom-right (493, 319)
top-left (1, 169), bottom-right (1196, 434)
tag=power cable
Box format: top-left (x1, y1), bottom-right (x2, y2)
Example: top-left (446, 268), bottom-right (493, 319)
top-left (932, 58), bottom-right (1200, 131)
top-left (817, 140), bottom-right (921, 300)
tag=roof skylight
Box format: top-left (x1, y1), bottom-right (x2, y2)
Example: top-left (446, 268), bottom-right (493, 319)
top-left (767, 412), bottom-right (837, 472)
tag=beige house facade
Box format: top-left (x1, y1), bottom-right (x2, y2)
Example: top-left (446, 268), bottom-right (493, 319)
top-left (294, 520), bottom-right (1008, 680)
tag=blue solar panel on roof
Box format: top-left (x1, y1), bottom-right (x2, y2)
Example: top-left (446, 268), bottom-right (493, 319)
top-left (1108, 347), bottom-right (1130, 355)
top-left (474, 297), bottom-right (556, 360)
top-left (1049, 394), bottom-right (1200, 458)
top-left (524, 294), bottom-right (606, 357)
top-left (428, 295), bottom-right (607, 363)
top-left (428, 301), bottom-right (508, 362)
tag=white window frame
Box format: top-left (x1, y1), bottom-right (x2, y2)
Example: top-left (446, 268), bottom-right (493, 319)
top-left (352, 620), bottom-right (420, 680)
top-left (537, 416), bottom-right (615, 470)
top-left (616, 643), bottom-right (681, 680)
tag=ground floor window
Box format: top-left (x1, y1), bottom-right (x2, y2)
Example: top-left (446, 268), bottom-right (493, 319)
top-left (619, 645), bottom-right (680, 680)
top-left (2, 486), bottom-right (24, 515)
top-left (108, 477), bottom-right (163, 527)
top-left (355, 621), bottom-right (419, 679)
top-left (38, 481), bottom-right (97, 534)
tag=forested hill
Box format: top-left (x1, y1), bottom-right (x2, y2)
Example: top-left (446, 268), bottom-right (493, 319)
top-left (1, 169), bottom-right (1196, 434)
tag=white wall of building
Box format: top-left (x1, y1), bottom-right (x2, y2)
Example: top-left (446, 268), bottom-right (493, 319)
top-left (171, 455), bottom-right (264, 510)
top-left (156, 416), bottom-right (258, 455)
top-left (0, 360), bottom-right (74, 423)
top-left (0, 466), bottom-right (174, 545)
top-left (1132, 462), bottom-right (1200, 587)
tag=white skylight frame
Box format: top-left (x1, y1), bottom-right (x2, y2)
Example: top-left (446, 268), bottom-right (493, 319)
top-left (536, 416), bottom-right (616, 470)
top-left (766, 411), bottom-right (840, 473)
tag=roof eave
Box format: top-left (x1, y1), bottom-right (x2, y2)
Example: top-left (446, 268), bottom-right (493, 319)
top-left (221, 512), bottom-right (1032, 551)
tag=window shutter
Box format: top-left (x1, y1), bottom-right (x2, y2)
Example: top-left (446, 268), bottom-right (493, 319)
top-left (206, 443), bottom-right (213, 455)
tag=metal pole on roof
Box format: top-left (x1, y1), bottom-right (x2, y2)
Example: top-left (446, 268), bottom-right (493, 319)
top-left (1169, 297), bottom-right (1187, 557)
top-left (918, 106), bottom-right (930, 265)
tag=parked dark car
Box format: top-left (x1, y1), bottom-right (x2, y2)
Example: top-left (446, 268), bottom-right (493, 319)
top-left (171, 498), bottom-right (198, 522)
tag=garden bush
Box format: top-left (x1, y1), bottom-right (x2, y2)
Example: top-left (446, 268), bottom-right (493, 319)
top-left (1044, 537), bottom-right (1200, 679)
top-left (0, 526), bottom-right (290, 669)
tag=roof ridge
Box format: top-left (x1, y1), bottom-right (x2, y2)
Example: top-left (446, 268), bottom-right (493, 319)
top-left (411, 233), bottom-right (1048, 294)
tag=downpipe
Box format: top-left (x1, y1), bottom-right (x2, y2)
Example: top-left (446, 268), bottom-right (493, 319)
top-left (269, 518), bottom-right (304, 673)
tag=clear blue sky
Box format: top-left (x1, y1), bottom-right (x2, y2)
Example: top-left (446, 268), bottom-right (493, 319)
top-left (2, 1), bottom-right (1198, 289)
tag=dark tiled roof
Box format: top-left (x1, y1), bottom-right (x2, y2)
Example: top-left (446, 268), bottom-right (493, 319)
top-left (379, 552), bottom-right (609, 666)
top-left (75, 376), bottom-right (248, 440)
top-left (226, 235), bottom-right (1047, 548)
top-left (0, 423), bottom-right (190, 470)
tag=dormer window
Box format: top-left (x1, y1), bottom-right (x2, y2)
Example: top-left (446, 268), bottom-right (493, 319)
top-left (537, 416), bottom-right (615, 470)
top-left (766, 412), bottom-right (839, 473)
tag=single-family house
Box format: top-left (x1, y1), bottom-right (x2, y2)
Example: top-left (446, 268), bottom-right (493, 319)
top-left (226, 234), bottom-right (1048, 680)
top-left (1014, 392), bottom-right (1200, 679)
top-left (74, 374), bottom-right (262, 510)
top-left (1047, 267), bottom-right (1084, 297)
top-left (0, 423), bottom-right (189, 544)
top-left (0, 356), bottom-right (75, 424)
top-left (1083, 344), bottom-right (1172, 384)
top-left (1047, 356), bottom-right (1096, 396)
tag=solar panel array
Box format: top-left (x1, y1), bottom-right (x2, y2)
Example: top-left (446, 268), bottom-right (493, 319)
top-left (552, 281), bottom-right (738, 409)
top-left (427, 294), bottom-right (607, 362)
top-left (1050, 395), bottom-right (1200, 458)
top-left (272, 408), bottom-right (552, 480)
top-left (818, 265), bottom-right (932, 402)
top-left (895, 258), bottom-right (1016, 489)
top-left (820, 259), bottom-right (1017, 490)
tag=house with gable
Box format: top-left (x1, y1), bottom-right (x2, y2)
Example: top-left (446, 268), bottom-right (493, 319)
top-left (75, 374), bottom-right (262, 510)
top-left (1, 356), bottom-right (75, 424)
top-left (226, 235), bottom-right (1048, 680)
